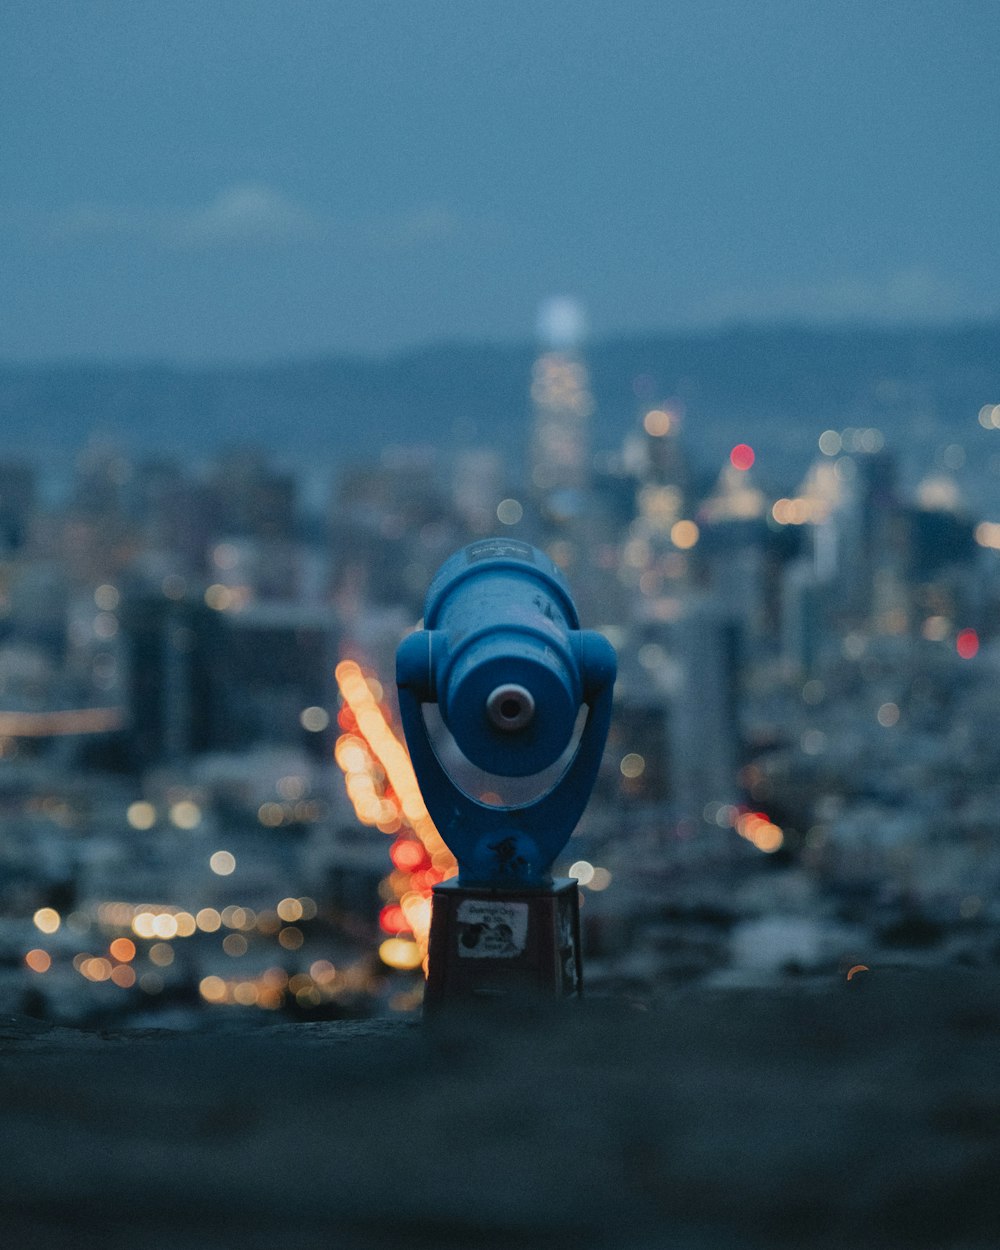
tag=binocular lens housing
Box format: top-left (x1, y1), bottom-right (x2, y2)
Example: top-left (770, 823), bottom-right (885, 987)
top-left (443, 633), bottom-right (578, 775)
top-left (396, 540), bottom-right (586, 777)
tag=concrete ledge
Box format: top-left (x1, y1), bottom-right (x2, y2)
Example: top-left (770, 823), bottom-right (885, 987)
top-left (1, 970), bottom-right (998, 1249)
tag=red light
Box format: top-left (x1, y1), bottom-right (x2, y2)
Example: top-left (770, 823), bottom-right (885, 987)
top-left (379, 904), bottom-right (409, 934)
top-left (389, 839), bottom-right (429, 873)
top-left (408, 867), bottom-right (444, 893)
top-left (730, 444), bottom-right (755, 471)
top-left (956, 628), bottom-right (979, 659)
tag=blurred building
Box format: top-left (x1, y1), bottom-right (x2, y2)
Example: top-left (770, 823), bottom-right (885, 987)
top-left (210, 603), bottom-right (339, 763)
top-left (667, 599), bottom-right (743, 824)
top-left (0, 462), bottom-right (37, 553)
top-left (529, 297), bottom-right (594, 504)
top-left (119, 593), bottom-right (222, 768)
top-left (211, 448), bottom-right (297, 543)
top-left (781, 557), bottom-right (832, 679)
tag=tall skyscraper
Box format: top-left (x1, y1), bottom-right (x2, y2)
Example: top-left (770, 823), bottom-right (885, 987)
top-left (831, 448), bottom-right (906, 629)
top-left (529, 297), bottom-right (594, 501)
top-left (667, 598), bottom-right (743, 824)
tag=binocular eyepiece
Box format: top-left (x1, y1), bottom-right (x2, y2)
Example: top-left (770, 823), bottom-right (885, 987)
top-left (486, 683), bottom-right (535, 732)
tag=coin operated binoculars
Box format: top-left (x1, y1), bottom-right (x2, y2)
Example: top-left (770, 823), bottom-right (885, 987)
top-left (396, 538), bottom-right (616, 1009)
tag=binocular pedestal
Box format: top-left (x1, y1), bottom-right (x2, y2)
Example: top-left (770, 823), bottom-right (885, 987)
top-left (424, 878), bottom-right (582, 1012)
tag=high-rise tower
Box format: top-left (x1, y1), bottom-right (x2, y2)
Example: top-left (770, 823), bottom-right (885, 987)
top-left (529, 297), bottom-right (594, 502)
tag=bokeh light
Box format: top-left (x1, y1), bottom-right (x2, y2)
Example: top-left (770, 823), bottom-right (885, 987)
top-left (379, 938), bottom-right (424, 971)
top-left (300, 706), bottom-right (330, 732)
top-left (497, 498), bottom-right (524, 525)
top-left (956, 628), bottom-right (979, 659)
top-left (209, 850), bottom-right (236, 876)
top-left (109, 938), bottom-right (136, 962)
top-left (670, 519), bottom-right (699, 550)
top-left (569, 860), bottom-right (595, 886)
top-left (126, 801), bottom-right (156, 830)
top-left (169, 800), bottom-right (201, 829)
top-left (33, 908), bottom-right (60, 935)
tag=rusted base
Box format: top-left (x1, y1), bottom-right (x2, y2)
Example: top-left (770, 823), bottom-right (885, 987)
top-left (424, 877), bottom-right (581, 1014)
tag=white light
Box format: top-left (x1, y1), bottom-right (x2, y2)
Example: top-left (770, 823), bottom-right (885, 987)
top-left (210, 850), bottom-right (236, 876)
top-left (537, 296), bottom-right (585, 349)
top-left (300, 706), bottom-right (329, 732)
top-left (497, 499), bottom-right (523, 525)
top-left (569, 860), bottom-right (595, 886)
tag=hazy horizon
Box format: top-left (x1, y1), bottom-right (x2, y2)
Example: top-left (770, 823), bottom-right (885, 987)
top-left (1, 309), bottom-right (998, 372)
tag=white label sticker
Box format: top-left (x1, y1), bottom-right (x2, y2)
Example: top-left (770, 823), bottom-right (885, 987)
top-left (456, 899), bottom-right (529, 958)
top-left (466, 538), bottom-right (534, 565)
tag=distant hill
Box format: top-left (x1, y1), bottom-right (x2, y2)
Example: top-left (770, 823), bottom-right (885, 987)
top-left (2, 321), bottom-right (998, 480)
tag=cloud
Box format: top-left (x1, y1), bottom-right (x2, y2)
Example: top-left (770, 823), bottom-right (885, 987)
top-left (48, 183), bottom-right (326, 248)
top-left (169, 184), bottom-right (322, 246)
top-left (692, 267), bottom-right (991, 326)
top-left (43, 187), bottom-right (487, 256)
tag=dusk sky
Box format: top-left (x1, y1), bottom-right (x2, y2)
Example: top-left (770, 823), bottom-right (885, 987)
top-left (3, 0), bottom-right (998, 362)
